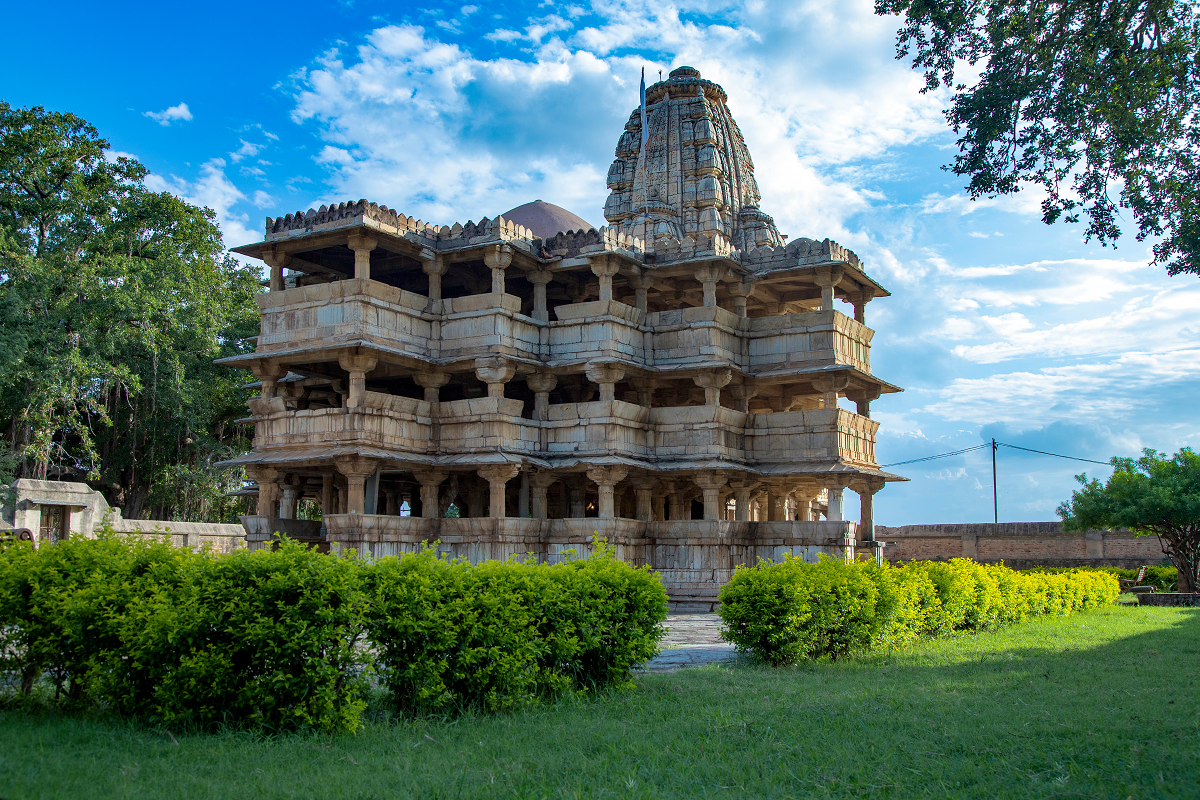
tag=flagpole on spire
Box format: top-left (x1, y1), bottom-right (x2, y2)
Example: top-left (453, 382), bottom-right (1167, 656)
top-left (639, 67), bottom-right (649, 230)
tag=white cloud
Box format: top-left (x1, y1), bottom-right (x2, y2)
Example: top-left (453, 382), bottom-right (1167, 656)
top-left (144, 158), bottom-right (256, 249)
top-left (252, 190), bottom-right (276, 208)
top-left (143, 102), bottom-right (193, 126)
top-left (230, 140), bottom-right (264, 163)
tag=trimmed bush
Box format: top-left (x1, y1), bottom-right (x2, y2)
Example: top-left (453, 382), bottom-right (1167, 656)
top-left (0, 535), bottom-right (667, 730)
top-left (364, 543), bottom-right (668, 714)
top-left (719, 557), bottom-right (1119, 664)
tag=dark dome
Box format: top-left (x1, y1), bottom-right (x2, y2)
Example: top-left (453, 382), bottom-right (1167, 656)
top-left (501, 200), bottom-right (595, 239)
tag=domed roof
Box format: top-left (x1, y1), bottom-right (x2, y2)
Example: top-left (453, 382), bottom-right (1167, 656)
top-left (501, 200), bottom-right (595, 239)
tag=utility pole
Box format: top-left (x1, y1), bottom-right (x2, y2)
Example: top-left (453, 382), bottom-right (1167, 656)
top-left (991, 438), bottom-right (998, 523)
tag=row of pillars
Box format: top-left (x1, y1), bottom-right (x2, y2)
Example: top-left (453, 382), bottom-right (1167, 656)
top-left (261, 237), bottom-right (876, 324)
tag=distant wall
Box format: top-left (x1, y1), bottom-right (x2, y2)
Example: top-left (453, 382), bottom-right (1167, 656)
top-left (877, 522), bottom-right (1167, 568)
top-left (3, 479), bottom-right (244, 554)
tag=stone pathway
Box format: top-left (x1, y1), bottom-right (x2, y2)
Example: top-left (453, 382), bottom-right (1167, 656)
top-left (639, 613), bottom-right (741, 673)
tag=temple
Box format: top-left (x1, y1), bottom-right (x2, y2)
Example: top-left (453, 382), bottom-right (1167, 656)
top-left (221, 66), bottom-right (904, 608)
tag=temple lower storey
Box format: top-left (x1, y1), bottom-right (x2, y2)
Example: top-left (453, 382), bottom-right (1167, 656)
top-left (243, 515), bottom-right (879, 609)
top-left (222, 67), bottom-right (906, 603)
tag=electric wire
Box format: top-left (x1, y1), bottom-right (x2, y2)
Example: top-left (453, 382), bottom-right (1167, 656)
top-left (882, 441), bottom-right (1111, 469)
top-left (880, 444), bottom-right (990, 468)
top-left (996, 442), bottom-right (1111, 465)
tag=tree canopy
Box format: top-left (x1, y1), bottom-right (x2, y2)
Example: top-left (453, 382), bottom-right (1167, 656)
top-left (0, 102), bottom-right (261, 522)
top-left (1059, 448), bottom-right (1200, 592)
top-left (876, 0), bottom-right (1200, 276)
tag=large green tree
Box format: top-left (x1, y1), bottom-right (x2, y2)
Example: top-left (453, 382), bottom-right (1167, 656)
top-left (876, 0), bottom-right (1200, 275)
top-left (1059, 448), bottom-right (1200, 592)
top-left (0, 102), bottom-right (260, 522)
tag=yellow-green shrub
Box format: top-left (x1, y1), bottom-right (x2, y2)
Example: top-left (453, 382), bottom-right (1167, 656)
top-left (719, 557), bottom-right (1119, 664)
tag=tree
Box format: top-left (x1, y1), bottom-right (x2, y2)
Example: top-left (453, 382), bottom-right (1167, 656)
top-left (1058, 448), bottom-right (1200, 592)
top-left (0, 102), bottom-right (261, 521)
top-left (876, 0), bottom-right (1200, 276)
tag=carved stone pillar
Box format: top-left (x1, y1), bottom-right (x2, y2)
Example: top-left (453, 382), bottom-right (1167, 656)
top-left (694, 264), bottom-right (724, 308)
top-left (812, 375), bottom-right (850, 412)
top-left (250, 361), bottom-right (287, 400)
top-left (262, 247), bottom-right (291, 292)
top-left (475, 356), bottom-right (516, 399)
top-left (384, 489), bottom-right (398, 516)
top-left (635, 485), bottom-right (656, 521)
top-left (414, 371), bottom-right (450, 403)
top-left (589, 255), bottom-right (620, 302)
top-left (346, 232), bottom-right (378, 281)
top-left (526, 371), bottom-right (558, 420)
top-left (814, 265), bottom-right (845, 312)
top-left (693, 367), bottom-right (732, 406)
top-left (854, 478), bottom-right (885, 543)
top-left (729, 280), bottom-right (753, 318)
top-left (466, 480), bottom-right (486, 518)
top-left (339, 352), bottom-right (378, 408)
top-left (529, 471), bottom-right (556, 519)
top-left (727, 383), bottom-right (758, 412)
top-left (848, 386), bottom-right (882, 419)
top-left (280, 481), bottom-right (299, 520)
top-left (634, 378), bottom-right (657, 408)
top-left (416, 471), bottom-right (448, 519)
top-left (420, 248), bottom-right (447, 309)
top-left (335, 456), bottom-right (378, 514)
top-left (667, 485), bottom-right (687, 521)
top-left (519, 470), bottom-right (530, 518)
top-left (585, 361), bottom-right (625, 402)
top-left (320, 474), bottom-right (334, 517)
top-left (823, 479), bottom-right (852, 522)
top-left (586, 465), bottom-right (629, 519)
top-left (568, 479), bottom-right (587, 518)
top-left (628, 272), bottom-right (653, 311)
top-left (484, 243), bottom-right (513, 295)
top-left (248, 467), bottom-right (281, 524)
top-left (478, 464), bottom-right (520, 518)
top-left (692, 473), bottom-right (727, 520)
top-left (527, 270), bottom-right (553, 322)
top-left (853, 286), bottom-right (876, 324)
top-left (728, 478), bottom-right (759, 522)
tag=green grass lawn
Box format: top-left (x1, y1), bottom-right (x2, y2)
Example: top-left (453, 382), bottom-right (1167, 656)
top-left (2, 604), bottom-right (1197, 800)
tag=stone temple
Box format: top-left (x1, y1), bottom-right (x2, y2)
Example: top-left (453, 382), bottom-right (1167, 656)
top-left (222, 66), bottom-right (904, 608)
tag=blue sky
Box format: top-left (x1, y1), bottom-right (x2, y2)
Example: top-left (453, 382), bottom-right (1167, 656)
top-left (5, 0), bottom-right (1198, 525)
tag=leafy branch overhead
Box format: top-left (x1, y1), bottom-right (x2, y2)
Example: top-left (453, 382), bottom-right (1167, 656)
top-left (0, 102), bottom-right (261, 522)
top-left (876, 0), bottom-right (1200, 276)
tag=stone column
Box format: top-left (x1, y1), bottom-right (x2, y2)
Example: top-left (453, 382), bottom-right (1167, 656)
top-left (635, 484), bottom-right (656, 521)
top-left (420, 248), bottom-right (447, 310)
top-left (262, 247), bottom-right (290, 293)
top-left (728, 478), bottom-right (758, 521)
top-left (346, 232), bottom-right (378, 281)
top-left (852, 286), bottom-right (876, 324)
top-left (848, 386), bottom-right (881, 419)
top-left (634, 379), bottom-right (657, 408)
top-left (814, 265), bottom-right (845, 312)
top-left (335, 456), bottom-right (378, 514)
top-left (248, 467), bottom-right (281, 524)
top-left (667, 485), bottom-right (687, 520)
top-left (693, 367), bottom-right (732, 406)
top-left (339, 352), bottom-right (378, 408)
top-left (416, 471), bottom-right (448, 519)
top-left (251, 361), bottom-right (287, 400)
top-left (729, 280), bottom-right (753, 318)
top-left (586, 466), bottom-right (629, 519)
top-left (519, 470), bottom-right (530, 518)
top-left (629, 272), bottom-right (653, 311)
top-left (280, 482), bottom-right (299, 520)
top-left (479, 464), bottom-right (520, 518)
top-left (384, 489), bottom-right (398, 516)
top-left (414, 371), bottom-right (450, 403)
top-left (526, 269), bottom-right (554, 322)
top-left (466, 480), bottom-right (486, 518)
top-left (765, 484), bottom-right (787, 522)
top-left (727, 383), bottom-right (758, 412)
top-left (568, 479), bottom-right (587, 518)
top-left (475, 356), bottom-right (516, 399)
top-left (484, 244), bottom-right (513, 295)
top-left (530, 471), bottom-right (556, 519)
top-left (855, 478), bottom-right (884, 543)
top-left (320, 474), bottom-right (334, 516)
top-left (693, 473), bottom-right (727, 520)
top-left (589, 255), bottom-right (620, 303)
top-left (585, 361), bottom-right (625, 402)
top-left (824, 481), bottom-right (849, 522)
top-left (812, 375), bottom-right (850, 412)
top-left (526, 371), bottom-right (558, 420)
top-left (694, 265), bottom-right (724, 308)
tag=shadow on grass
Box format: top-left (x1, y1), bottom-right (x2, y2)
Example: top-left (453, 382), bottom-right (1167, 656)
top-left (0, 607), bottom-right (1197, 800)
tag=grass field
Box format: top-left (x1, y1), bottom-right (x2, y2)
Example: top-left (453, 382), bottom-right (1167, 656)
top-left (1, 604), bottom-right (1197, 799)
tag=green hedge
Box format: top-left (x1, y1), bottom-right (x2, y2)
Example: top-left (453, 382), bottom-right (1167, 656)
top-left (0, 535), bottom-right (667, 732)
top-left (718, 557), bottom-right (1119, 665)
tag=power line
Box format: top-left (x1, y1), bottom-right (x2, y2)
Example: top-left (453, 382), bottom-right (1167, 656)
top-left (996, 442), bottom-right (1110, 465)
top-left (880, 444), bottom-right (989, 468)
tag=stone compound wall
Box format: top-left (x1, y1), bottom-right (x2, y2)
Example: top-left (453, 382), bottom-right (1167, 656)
top-left (877, 522), bottom-right (1167, 569)
top-left (2, 479), bottom-right (245, 554)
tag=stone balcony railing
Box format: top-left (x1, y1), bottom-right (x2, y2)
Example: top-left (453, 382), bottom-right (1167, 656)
top-left (251, 278), bottom-right (873, 375)
top-left (251, 394), bottom-right (878, 467)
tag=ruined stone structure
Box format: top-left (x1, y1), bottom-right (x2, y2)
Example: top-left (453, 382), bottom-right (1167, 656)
top-left (223, 67), bottom-right (904, 607)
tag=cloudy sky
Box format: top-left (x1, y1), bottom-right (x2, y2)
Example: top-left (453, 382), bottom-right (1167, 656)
top-left (6, 0), bottom-right (1197, 525)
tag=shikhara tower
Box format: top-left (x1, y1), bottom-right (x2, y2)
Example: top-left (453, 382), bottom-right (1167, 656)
top-left (222, 66), bottom-right (904, 608)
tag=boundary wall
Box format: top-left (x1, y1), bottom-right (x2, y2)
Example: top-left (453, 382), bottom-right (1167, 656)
top-left (877, 522), bottom-right (1166, 569)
